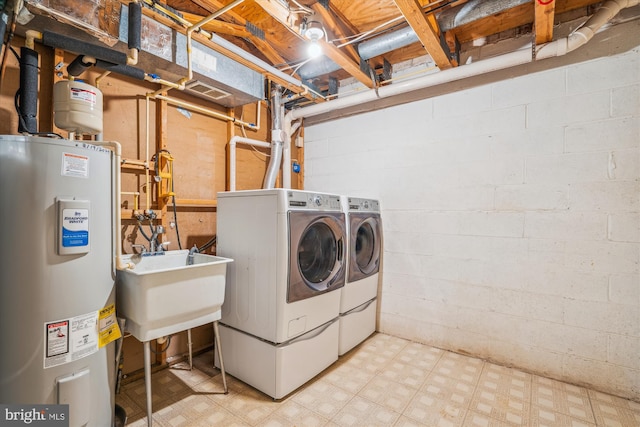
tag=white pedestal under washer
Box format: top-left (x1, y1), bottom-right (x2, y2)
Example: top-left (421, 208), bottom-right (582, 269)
top-left (339, 197), bottom-right (382, 356)
top-left (215, 189), bottom-right (346, 398)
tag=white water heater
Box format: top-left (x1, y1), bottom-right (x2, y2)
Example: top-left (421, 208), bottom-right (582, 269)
top-left (0, 135), bottom-right (117, 426)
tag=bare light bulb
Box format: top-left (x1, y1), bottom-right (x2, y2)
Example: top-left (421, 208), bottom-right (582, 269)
top-left (307, 40), bottom-right (322, 58)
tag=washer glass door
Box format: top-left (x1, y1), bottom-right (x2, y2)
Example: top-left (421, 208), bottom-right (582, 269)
top-left (299, 222), bottom-right (337, 284)
top-left (288, 211), bottom-right (345, 303)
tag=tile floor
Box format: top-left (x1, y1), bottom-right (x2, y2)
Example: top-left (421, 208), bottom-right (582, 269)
top-left (116, 333), bottom-right (640, 426)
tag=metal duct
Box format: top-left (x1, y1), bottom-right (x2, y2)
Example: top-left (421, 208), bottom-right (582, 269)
top-left (263, 85), bottom-right (284, 189)
top-left (298, 0), bottom-right (529, 80)
top-left (118, 4), bottom-right (264, 107)
top-left (438, 0), bottom-right (530, 32)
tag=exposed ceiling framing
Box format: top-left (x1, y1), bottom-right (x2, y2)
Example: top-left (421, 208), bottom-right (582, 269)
top-left (24, 0), bottom-right (636, 101)
top-left (160, 0), bottom-right (619, 96)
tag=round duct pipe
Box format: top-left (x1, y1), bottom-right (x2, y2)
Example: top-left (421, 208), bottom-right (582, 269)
top-left (298, 0), bottom-right (530, 80)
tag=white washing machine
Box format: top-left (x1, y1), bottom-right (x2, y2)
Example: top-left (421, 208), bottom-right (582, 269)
top-left (339, 196), bottom-right (382, 355)
top-left (215, 189), bottom-right (346, 399)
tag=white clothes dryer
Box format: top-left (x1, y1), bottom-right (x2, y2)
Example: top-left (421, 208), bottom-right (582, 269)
top-left (215, 189), bottom-right (346, 398)
top-left (339, 196), bottom-right (382, 355)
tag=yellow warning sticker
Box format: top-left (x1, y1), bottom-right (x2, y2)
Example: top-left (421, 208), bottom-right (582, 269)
top-left (98, 303), bottom-right (121, 347)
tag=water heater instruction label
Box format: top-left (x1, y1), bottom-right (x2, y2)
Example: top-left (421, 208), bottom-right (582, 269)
top-left (61, 208), bottom-right (89, 247)
top-left (61, 152), bottom-right (89, 178)
top-left (44, 311), bottom-right (99, 369)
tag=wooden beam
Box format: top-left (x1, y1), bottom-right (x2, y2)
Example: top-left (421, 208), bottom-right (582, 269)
top-left (182, 11), bottom-right (287, 65)
top-left (182, 11), bottom-right (251, 38)
top-left (185, 0), bottom-right (309, 80)
top-left (393, 0), bottom-right (454, 70)
top-left (535, 0), bottom-right (556, 45)
top-left (252, 0), bottom-right (373, 87)
top-left (320, 40), bottom-right (375, 88)
top-left (254, 0), bottom-right (302, 35)
top-left (310, 3), bottom-right (360, 64)
top-left (248, 36), bottom-right (291, 67)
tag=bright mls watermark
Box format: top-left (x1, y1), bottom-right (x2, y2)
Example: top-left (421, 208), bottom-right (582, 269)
top-left (0, 405), bottom-right (68, 426)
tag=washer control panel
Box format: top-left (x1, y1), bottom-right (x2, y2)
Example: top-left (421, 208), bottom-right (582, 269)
top-left (347, 197), bottom-right (380, 212)
top-left (288, 191), bottom-right (341, 210)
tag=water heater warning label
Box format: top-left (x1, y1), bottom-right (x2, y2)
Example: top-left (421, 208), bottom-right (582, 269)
top-left (62, 209), bottom-right (89, 247)
top-left (61, 152), bottom-right (89, 178)
top-left (44, 311), bottom-right (99, 369)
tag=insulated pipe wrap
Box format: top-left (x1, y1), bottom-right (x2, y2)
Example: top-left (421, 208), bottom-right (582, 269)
top-left (42, 31), bottom-right (128, 65)
top-left (95, 60), bottom-right (146, 80)
top-left (18, 47), bottom-right (39, 134)
top-left (128, 2), bottom-right (142, 50)
top-left (67, 55), bottom-right (94, 76)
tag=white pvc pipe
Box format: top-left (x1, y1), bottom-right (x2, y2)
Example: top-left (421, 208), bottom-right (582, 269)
top-left (287, 0), bottom-right (637, 123)
top-left (92, 140), bottom-right (134, 272)
top-left (289, 46), bottom-right (533, 122)
top-left (229, 136), bottom-right (271, 191)
top-left (282, 120), bottom-right (302, 189)
top-left (537, 0), bottom-right (639, 59)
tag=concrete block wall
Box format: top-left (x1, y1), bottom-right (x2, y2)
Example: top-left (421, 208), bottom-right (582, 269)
top-left (304, 45), bottom-right (640, 399)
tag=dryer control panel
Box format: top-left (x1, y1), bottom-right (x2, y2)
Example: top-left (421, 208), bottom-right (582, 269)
top-left (347, 197), bottom-right (380, 213)
top-left (288, 191), bottom-right (342, 211)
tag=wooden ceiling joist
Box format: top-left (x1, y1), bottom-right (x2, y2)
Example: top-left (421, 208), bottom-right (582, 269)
top-left (535, 0), bottom-right (556, 45)
top-left (252, 0), bottom-right (375, 88)
top-left (320, 40), bottom-right (375, 88)
top-left (183, 0), bottom-right (299, 73)
top-left (182, 11), bottom-right (250, 37)
top-left (393, 0), bottom-right (455, 70)
top-left (310, 3), bottom-right (361, 64)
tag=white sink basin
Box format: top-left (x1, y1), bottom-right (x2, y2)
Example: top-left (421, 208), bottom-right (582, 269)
top-left (116, 250), bottom-right (233, 342)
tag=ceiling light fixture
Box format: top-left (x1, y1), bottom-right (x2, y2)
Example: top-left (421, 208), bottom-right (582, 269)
top-left (303, 20), bottom-right (325, 41)
top-left (302, 19), bottom-right (325, 58)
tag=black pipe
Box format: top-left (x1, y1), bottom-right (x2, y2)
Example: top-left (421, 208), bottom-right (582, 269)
top-left (42, 31), bottom-right (128, 65)
top-left (128, 2), bottom-right (142, 51)
top-left (67, 55), bottom-right (94, 76)
top-left (0, 11), bottom-right (8, 46)
top-left (94, 59), bottom-right (146, 80)
top-left (17, 47), bottom-right (38, 134)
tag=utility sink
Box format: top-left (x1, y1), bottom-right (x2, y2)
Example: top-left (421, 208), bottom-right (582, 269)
top-left (116, 250), bottom-right (233, 342)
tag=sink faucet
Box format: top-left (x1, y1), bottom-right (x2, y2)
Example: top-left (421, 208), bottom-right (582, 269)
top-left (132, 244), bottom-right (147, 254)
top-left (187, 245), bottom-right (199, 265)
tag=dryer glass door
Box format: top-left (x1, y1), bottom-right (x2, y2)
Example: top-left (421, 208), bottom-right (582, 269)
top-left (348, 214), bottom-right (381, 282)
top-left (355, 221), bottom-right (376, 271)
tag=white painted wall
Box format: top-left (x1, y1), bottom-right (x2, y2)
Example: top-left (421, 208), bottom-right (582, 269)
top-left (304, 45), bottom-right (639, 399)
